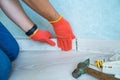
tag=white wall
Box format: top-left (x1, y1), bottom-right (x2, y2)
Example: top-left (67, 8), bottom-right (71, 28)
top-left (1, 0), bottom-right (120, 40)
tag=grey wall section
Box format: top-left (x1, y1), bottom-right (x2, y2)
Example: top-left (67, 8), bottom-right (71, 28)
top-left (1, 0), bottom-right (120, 40)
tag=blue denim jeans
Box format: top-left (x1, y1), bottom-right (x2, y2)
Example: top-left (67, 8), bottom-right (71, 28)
top-left (0, 49), bottom-right (11, 80)
top-left (0, 22), bottom-right (20, 80)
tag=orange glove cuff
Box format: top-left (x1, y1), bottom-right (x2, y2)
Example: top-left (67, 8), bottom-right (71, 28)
top-left (49, 14), bottom-right (62, 23)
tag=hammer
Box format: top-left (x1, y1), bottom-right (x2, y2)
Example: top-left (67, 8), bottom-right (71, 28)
top-left (72, 59), bottom-right (119, 80)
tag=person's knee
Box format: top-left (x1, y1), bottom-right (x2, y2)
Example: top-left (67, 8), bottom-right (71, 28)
top-left (9, 41), bottom-right (20, 61)
top-left (2, 39), bottom-right (20, 61)
top-left (0, 49), bottom-right (12, 80)
top-left (0, 22), bottom-right (20, 61)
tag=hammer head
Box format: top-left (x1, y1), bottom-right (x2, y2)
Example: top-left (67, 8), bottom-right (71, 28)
top-left (72, 59), bottom-right (90, 78)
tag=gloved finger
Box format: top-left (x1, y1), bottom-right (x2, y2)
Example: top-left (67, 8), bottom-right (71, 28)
top-left (67, 39), bottom-right (72, 50)
top-left (62, 39), bottom-right (68, 51)
top-left (70, 31), bottom-right (75, 39)
top-left (63, 39), bottom-right (72, 51)
top-left (71, 33), bottom-right (75, 39)
top-left (46, 39), bottom-right (56, 46)
top-left (58, 39), bottom-right (64, 50)
top-left (57, 38), bottom-right (62, 48)
top-left (59, 40), bottom-right (64, 50)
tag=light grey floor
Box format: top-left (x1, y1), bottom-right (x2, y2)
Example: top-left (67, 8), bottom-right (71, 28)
top-left (9, 51), bottom-right (112, 80)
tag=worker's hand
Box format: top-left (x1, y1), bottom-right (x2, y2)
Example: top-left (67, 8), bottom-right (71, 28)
top-left (30, 29), bottom-right (55, 46)
top-left (50, 15), bottom-right (75, 51)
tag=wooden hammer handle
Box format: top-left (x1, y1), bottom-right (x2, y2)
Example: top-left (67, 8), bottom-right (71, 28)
top-left (85, 67), bottom-right (118, 80)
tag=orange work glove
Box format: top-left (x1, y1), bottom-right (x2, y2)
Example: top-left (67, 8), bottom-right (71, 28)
top-left (26, 24), bottom-right (55, 46)
top-left (49, 15), bottom-right (75, 51)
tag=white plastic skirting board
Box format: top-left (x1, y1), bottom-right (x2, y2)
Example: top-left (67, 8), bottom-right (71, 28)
top-left (16, 38), bottom-right (120, 53)
top-left (16, 38), bottom-right (76, 51)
